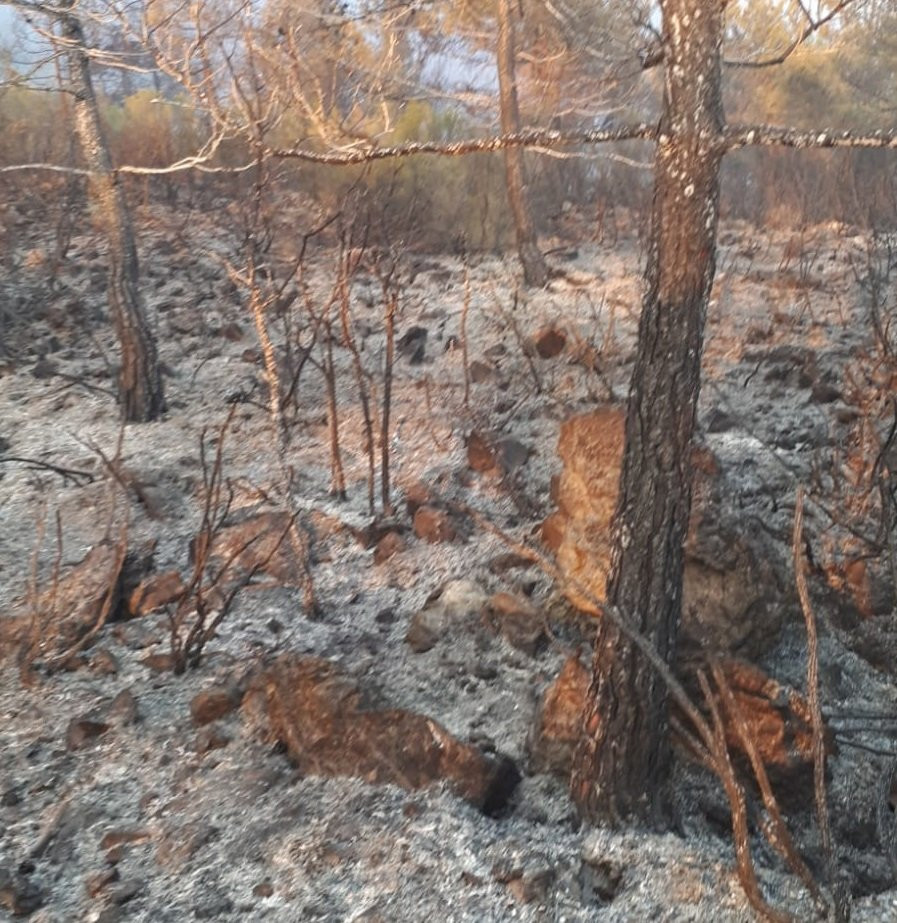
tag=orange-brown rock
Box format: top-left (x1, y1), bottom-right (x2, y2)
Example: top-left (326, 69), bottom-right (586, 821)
top-left (543, 407), bottom-right (625, 608)
top-left (467, 431), bottom-right (497, 473)
top-left (527, 655), bottom-right (590, 774)
top-left (206, 512), bottom-right (299, 586)
top-left (715, 659), bottom-right (824, 774)
top-left (245, 654), bottom-right (519, 813)
top-left (127, 571), bottom-right (186, 617)
top-left (532, 325), bottom-right (567, 359)
top-left (413, 505), bottom-right (456, 544)
top-left (527, 655), bottom-right (824, 784)
top-left (544, 408), bottom-right (782, 655)
top-left (373, 530), bottom-right (406, 564)
top-left (483, 592), bottom-right (546, 655)
top-left (4, 542), bottom-right (125, 663)
top-left (190, 687), bottom-right (239, 726)
top-left (467, 432), bottom-right (530, 476)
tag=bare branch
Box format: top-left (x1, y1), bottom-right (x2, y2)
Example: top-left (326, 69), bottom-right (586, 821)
top-left (726, 124), bottom-right (897, 151)
top-left (725, 0), bottom-right (860, 70)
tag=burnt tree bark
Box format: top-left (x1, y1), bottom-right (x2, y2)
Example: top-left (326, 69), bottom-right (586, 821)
top-left (496, 0), bottom-right (548, 288)
top-left (59, 4), bottom-right (165, 422)
top-left (571, 0), bottom-right (727, 826)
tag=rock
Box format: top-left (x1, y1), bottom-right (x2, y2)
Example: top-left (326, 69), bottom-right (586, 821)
top-left (467, 431), bottom-right (496, 473)
top-left (126, 571), bottom-right (185, 617)
top-left (469, 360), bottom-right (494, 383)
top-left (206, 511), bottom-right (301, 586)
top-left (99, 829), bottom-right (152, 853)
top-left (31, 356), bottom-right (58, 379)
top-left (397, 326), bottom-right (428, 363)
top-left (507, 867), bottom-right (556, 905)
top-left (713, 659), bottom-right (826, 778)
top-left (578, 857), bottom-right (623, 905)
top-left (253, 881), bottom-right (274, 898)
top-left (89, 648), bottom-right (119, 676)
top-left (373, 531), bottom-right (405, 564)
top-left (219, 321), bottom-right (244, 341)
top-left (405, 581), bottom-right (488, 652)
top-left (483, 593), bottom-right (546, 655)
top-left (683, 494), bottom-right (785, 656)
top-left (468, 432), bottom-right (530, 476)
top-left (748, 344), bottom-right (817, 389)
top-left (8, 542), bottom-right (126, 664)
top-left (704, 407), bottom-right (735, 433)
top-left (811, 379), bottom-right (841, 404)
top-left (527, 654), bottom-right (825, 789)
top-left (194, 894), bottom-right (234, 918)
top-left (0, 867), bottom-right (44, 917)
top-left (246, 654), bottom-right (520, 813)
top-left (375, 609), bottom-right (396, 626)
top-left (544, 408), bottom-right (784, 656)
top-left (413, 506), bottom-right (456, 544)
top-left (105, 689), bottom-right (138, 725)
top-left (85, 868), bottom-right (119, 898)
top-left (190, 687), bottom-right (239, 727)
top-left (195, 726), bottom-right (231, 754)
top-left (532, 326), bottom-right (567, 359)
top-left (402, 480), bottom-right (432, 518)
top-left (528, 656), bottom-right (590, 775)
top-left (66, 718), bottom-right (110, 751)
top-left (110, 879), bottom-right (144, 905)
top-left (487, 552), bottom-right (533, 574)
top-left (496, 438), bottom-right (530, 472)
top-left (140, 653), bottom-right (174, 673)
top-left (541, 408), bottom-right (625, 606)
top-left (405, 617), bottom-right (439, 654)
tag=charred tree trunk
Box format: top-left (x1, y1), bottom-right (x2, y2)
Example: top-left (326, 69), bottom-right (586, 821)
top-left (571, 0), bottom-right (726, 826)
top-left (496, 0), bottom-right (547, 288)
top-left (59, 5), bottom-right (165, 422)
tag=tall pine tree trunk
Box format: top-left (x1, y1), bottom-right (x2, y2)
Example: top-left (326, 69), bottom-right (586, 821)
top-left (496, 0), bottom-right (547, 288)
top-left (571, 0), bottom-right (726, 826)
top-left (60, 5), bottom-right (165, 422)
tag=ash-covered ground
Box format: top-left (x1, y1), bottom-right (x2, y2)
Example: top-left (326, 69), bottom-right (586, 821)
top-left (2, 203), bottom-right (897, 921)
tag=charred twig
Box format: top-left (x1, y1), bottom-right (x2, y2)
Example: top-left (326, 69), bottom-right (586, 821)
top-left (0, 455), bottom-right (95, 485)
top-left (44, 524), bottom-right (128, 672)
top-left (793, 487), bottom-right (845, 919)
top-left (461, 264), bottom-right (471, 408)
top-left (168, 407), bottom-right (298, 671)
top-left (75, 431), bottom-right (162, 520)
top-left (698, 671), bottom-right (795, 923)
top-left (712, 661), bottom-right (828, 915)
top-left (338, 244), bottom-right (377, 515)
top-left (380, 279), bottom-right (397, 516)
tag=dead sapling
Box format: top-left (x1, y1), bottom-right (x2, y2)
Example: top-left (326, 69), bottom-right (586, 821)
top-left (490, 284), bottom-right (543, 396)
top-left (168, 408), bottom-right (295, 673)
top-left (302, 276), bottom-right (348, 500)
top-left (371, 252), bottom-right (401, 516)
top-left (461, 264), bottom-right (472, 408)
top-left (337, 238), bottom-right (378, 514)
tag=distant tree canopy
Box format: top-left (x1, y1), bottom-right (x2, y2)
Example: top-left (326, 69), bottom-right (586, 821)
top-left (1, 0), bottom-right (896, 243)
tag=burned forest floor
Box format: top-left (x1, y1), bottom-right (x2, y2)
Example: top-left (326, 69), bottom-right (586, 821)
top-left (3, 201), bottom-right (897, 921)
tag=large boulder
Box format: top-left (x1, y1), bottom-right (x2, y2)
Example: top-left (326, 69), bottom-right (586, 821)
top-left (243, 654), bottom-right (519, 814)
top-left (542, 408), bottom-right (784, 656)
top-left (528, 655), bottom-right (823, 787)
